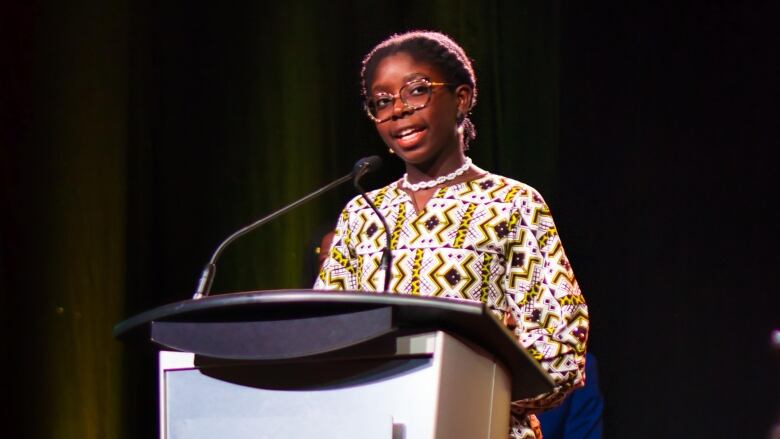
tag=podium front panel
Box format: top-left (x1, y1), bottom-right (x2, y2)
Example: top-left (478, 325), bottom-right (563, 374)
top-left (159, 331), bottom-right (510, 439)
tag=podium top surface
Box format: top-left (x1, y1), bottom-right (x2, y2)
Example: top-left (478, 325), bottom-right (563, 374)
top-left (113, 290), bottom-right (488, 339)
top-left (115, 289), bottom-right (492, 338)
top-left (114, 289), bottom-right (555, 399)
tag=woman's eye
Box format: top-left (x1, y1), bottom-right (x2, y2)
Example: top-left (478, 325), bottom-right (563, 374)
top-left (408, 84), bottom-right (431, 96)
top-left (374, 97), bottom-right (392, 108)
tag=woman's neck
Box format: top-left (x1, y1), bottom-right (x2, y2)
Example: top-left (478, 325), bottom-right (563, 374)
top-left (404, 150), bottom-right (467, 184)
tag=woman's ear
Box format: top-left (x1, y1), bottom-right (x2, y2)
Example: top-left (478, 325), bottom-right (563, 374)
top-left (454, 85), bottom-right (473, 115)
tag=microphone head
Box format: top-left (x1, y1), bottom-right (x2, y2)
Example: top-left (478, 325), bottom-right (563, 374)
top-left (353, 155), bottom-right (382, 174)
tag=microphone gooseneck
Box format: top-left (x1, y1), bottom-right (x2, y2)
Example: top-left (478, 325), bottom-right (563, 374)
top-left (352, 156), bottom-right (393, 292)
top-left (192, 156), bottom-right (377, 300)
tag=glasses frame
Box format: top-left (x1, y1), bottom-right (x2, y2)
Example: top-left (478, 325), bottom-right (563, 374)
top-left (364, 78), bottom-right (450, 123)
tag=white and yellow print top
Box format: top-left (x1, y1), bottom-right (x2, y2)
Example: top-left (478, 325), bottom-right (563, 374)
top-left (314, 173), bottom-right (589, 439)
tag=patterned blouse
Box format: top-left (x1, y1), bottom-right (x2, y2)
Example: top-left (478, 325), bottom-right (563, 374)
top-left (314, 173), bottom-right (589, 439)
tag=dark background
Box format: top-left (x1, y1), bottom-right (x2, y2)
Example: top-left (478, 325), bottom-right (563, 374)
top-left (1, 1), bottom-right (778, 438)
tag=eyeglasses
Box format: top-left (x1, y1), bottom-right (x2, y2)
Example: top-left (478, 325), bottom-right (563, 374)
top-left (364, 78), bottom-right (449, 123)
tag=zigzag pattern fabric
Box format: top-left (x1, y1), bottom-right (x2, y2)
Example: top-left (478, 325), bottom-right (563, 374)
top-left (314, 173), bottom-right (589, 439)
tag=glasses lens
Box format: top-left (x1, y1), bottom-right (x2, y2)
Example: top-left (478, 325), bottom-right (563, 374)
top-left (402, 80), bottom-right (433, 109)
top-left (365, 80), bottom-right (433, 122)
top-left (366, 95), bottom-right (392, 120)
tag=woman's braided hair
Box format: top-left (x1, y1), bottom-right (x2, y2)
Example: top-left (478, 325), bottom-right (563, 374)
top-left (361, 31), bottom-right (477, 150)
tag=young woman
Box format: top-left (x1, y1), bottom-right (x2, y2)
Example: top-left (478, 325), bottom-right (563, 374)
top-left (314, 30), bottom-right (589, 439)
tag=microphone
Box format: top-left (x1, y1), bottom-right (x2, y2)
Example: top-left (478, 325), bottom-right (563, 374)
top-left (192, 156), bottom-right (381, 299)
top-left (352, 156), bottom-right (393, 292)
top-left (353, 155), bottom-right (382, 183)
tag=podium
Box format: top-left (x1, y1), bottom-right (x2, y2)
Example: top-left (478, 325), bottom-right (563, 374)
top-left (114, 290), bottom-right (553, 439)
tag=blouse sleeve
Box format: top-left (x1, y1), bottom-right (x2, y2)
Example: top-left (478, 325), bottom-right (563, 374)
top-left (502, 188), bottom-right (589, 412)
top-left (313, 206), bottom-right (360, 291)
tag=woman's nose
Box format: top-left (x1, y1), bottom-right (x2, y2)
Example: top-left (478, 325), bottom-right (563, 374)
top-left (392, 97), bottom-right (412, 119)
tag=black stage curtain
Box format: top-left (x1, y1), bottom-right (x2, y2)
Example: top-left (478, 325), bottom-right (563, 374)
top-left (1, 1), bottom-right (777, 437)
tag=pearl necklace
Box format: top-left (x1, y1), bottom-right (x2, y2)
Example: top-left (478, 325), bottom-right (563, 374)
top-left (402, 157), bottom-right (473, 191)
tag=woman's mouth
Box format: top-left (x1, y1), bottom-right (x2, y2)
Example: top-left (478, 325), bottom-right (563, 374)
top-left (394, 127), bottom-right (427, 148)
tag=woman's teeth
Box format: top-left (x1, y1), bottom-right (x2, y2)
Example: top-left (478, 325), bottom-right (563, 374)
top-left (396, 129), bottom-right (425, 147)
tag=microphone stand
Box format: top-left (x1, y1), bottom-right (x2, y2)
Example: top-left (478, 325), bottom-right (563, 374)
top-left (193, 171), bottom-right (354, 300)
top-left (353, 168), bottom-right (393, 292)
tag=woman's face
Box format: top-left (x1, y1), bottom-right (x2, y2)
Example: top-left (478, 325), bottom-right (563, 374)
top-left (368, 52), bottom-right (471, 167)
